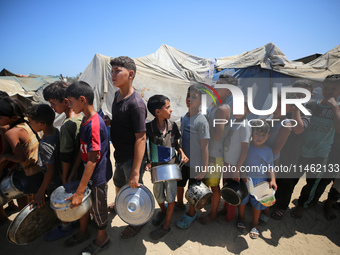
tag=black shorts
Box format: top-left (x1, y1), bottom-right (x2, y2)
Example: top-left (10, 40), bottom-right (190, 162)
top-left (90, 183), bottom-right (108, 230)
top-left (177, 165), bottom-right (196, 188)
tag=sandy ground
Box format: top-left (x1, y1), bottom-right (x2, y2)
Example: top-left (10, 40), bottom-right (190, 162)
top-left (1, 146), bottom-right (340, 255)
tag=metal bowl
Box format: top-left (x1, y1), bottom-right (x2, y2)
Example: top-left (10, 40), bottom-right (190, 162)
top-left (115, 184), bottom-right (155, 226)
top-left (50, 182), bottom-right (92, 222)
top-left (221, 179), bottom-right (248, 206)
top-left (151, 164), bottom-right (182, 183)
top-left (7, 202), bottom-right (57, 245)
top-left (0, 172), bottom-right (25, 200)
top-left (185, 181), bottom-right (212, 210)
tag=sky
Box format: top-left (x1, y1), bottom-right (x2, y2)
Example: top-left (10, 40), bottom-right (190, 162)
top-left (0, 0), bottom-right (339, 77)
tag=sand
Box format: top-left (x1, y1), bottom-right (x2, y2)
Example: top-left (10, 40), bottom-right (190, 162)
top-left (1, 146), bottom-right (339, 255)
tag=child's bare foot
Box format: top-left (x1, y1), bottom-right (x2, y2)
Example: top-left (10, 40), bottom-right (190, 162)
top-left (324, 200), bottom-right (337, 220)
top-left (291, 205), bottom-right (304, 219)
top-left (198, 213), bottom-right (217, 225)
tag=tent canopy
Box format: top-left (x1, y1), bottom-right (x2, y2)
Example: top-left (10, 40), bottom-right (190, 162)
top-left (79, 43), bottom-right (340, 121)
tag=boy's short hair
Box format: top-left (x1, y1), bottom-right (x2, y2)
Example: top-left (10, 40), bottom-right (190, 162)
top-left (188, 84), bottom-right (205, 95)
top-left (26, 104), bottom-right (55, 126)
top-left (147, 94), bottom-right (170, 117)
top-left (251, 119), bottom-right (271, 134)
top-left (292, 79), bottom-right (314, 93)
top-left (43, 81), bottom-right (69, 102)
top-left (0, 91), bottom-right (9, 99)
top-left (324, 74), bottom-right (340, 86)
top-left (277, 92), bottom-right (297, 101)
top-left (110, 56), bottom-right (136, 79)
top-left (65, 81), bottom-right (94, 105)
top-left (217, 74), bottom-right (238, 86)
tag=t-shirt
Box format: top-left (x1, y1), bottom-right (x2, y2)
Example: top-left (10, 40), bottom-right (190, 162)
top-left (37, 130), bottom-right (61, 175)
top-left (181, 113), bottom-right (210, 168)
top-left (301, 101), bottom-right (340, 158)
top-left (243, 143), bottom-right (273, 182)
top-left (110, 90), bottom-right (147, 163)
top-left (146, 119), bottom-right (181, 167)
top-left (80, 113), bottom-right (112, 187)
top-left (223, 120), bottom-right (251, 165)
top-left (207, 105), bottom-right (231, 158)
top-left (60, 116), bottom-right (82, 155)
top-left (265, 119), bottom-right (291, 161)
top-left (280, 111), bottom-right (310, 167)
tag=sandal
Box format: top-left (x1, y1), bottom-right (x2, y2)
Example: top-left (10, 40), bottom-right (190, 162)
top-left (120, 224), bottom-right (144, 239)
top-left (79, 239), bottom-right (111, 255)
top-left (259, 213), bottom-right (269, 225)
top-left (150, 226), bottom-right (171, 240)
top-left (236, 222), bottom-right (246, 234)
top-left (45, 225), bottom-right (73, 241)
top-left (152, 212), bottom-right (166, 226)
top-left (270, 209), bottom-right (285, 220)
top-left (64, 232), bottom-right (91, 247)
top-left (249, 227), bottom-right (260, 239)
top-left (176, 212), bottom-right (197, 229)
top-left (107, 203), bottom-right (116, 214)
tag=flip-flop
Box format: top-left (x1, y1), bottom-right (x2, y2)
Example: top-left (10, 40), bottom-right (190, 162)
top-left (152, 212), bottom-right (166, 226)
top-left (120, 225), bottom-right (144, 239)
top-left (79, 239), bottom-right (111, 255)
top-left (236, 222), bottom-right (246, 234)
top-left (249, 227), bottom-right (259, 239)
top-left (259, 213), bottom-right (269, 225)
top-left (270, 209), bottom-right (285, 220)
top-left (64, 232), bottom-right (91, 247)
top-left (176, 212), bottom-right (197, 229)
top-left (150, 226), bottom-right (171, 240)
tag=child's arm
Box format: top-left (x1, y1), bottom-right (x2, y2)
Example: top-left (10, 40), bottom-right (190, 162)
top-left (272, 123), bottom-right (292, 156)
top-left (0, 128), bottom-right (28, 164)
top-left (174, 138), bottom-right (189, 164)
top-left (234, 142), bottom-right (249, 181)
top-left (66, 151), bottom-right (81, 183)
top-left (32, 164), bottom-right (55, 209)
top-left (328, 98), bottom-right (340, 132)
top-left (210, 105), bottom-right (230, 141)
top-left (65, 151), bottom-right (98, 208)
top-left (292, 106), bottom-right (307, 135)
top-left (129, 131), bottom-right (146, 188)
top-left (268, 166), bottom-right (277, 191)
top-left (196, 139), bottom-right (209, 179)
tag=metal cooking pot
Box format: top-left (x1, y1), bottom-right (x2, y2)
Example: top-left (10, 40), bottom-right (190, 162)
top-left (50, 181), bottom-right (92, 222)
top-left (151, 164), bottom-right (182, 183)
top-left (185, 180), bottom-right (212, 210)
top-left (7, 202), bottom-right (57, 245)
top-left (0, 172), bottom-right (25, 200)
top-left (115, 184), bottom-right (155, 226)
top-left (221, 179), bottom-right (248, 206)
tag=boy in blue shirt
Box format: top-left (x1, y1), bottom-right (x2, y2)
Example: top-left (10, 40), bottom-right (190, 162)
top-left (237, 120), bottom-right (277, 239)
top-left (64, 81), bottom-right (113, 254)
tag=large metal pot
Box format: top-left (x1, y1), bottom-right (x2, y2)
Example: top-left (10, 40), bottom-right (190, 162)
top-left (151, 164), bottom-right (182, 183)
top-left (221, 179), bottom-right (248, 206)
top-left (0, 172), bottom-right (25, 200)
top-left (50, 181), bottom-right (92, 222)
top-left (115, 184), bottom-right (155, 226)
top-left (7, 202), bottom-right (57, 245)
top-left (185, 181), bottom-right (212, 210)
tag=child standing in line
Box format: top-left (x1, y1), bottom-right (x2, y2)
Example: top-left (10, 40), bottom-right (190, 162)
top-left (64, 81), bottom-right (112, 254)
top-left (176, 84), bottom-right (209, 229)
top-left (145, 95), bottom-right (188, 239)
top-left (43, 81), bottom-right (83, 241)
top-left (292, 74), bottom-right (340, 218)
top-left (222, 100), bottom-right (251, 222)
top-left (26, 104), bottom-right (62, 208)
top-left (237, 120), bottom-right (277, 239)
top-left (198, 74), bottom-right (233, 225)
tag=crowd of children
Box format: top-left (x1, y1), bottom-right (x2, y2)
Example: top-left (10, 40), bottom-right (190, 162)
top-left (0, 56), bottom-right (339, 254)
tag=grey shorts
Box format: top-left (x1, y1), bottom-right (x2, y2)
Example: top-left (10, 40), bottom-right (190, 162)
top-left (90, 183), bottom-right (108, 230)
top-left (153, 180), bottom-right (177, 204)
top-left (113, 158), bottom-right (145, 188)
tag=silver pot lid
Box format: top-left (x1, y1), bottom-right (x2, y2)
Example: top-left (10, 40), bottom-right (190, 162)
top-left (50, 181), bottom-right (91, 209)
top-left (115, 184), bottom-right (155, 226)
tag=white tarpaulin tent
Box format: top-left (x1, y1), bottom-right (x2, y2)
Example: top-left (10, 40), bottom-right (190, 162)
top-left (79, 43), bottom-right (340, 121)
